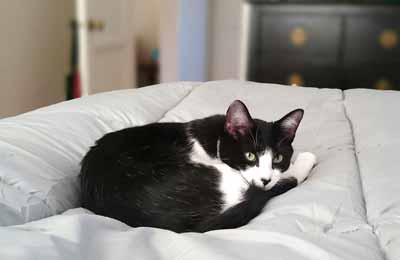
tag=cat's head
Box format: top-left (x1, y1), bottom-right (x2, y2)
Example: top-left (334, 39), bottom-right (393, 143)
top-left (220, 100), bottom-right (303, 189)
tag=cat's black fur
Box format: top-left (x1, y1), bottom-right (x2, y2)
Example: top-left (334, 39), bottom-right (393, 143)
top-left (80, 100), bottom-right (304, 233)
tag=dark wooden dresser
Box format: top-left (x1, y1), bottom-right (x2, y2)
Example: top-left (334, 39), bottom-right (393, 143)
top-left (245, 1), bottom-right (400, 90)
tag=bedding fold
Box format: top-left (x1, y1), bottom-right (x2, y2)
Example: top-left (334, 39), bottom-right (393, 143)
top-left (344, 89), bottom-right (400, 260)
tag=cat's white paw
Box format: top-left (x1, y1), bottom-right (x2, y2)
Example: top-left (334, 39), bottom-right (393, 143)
top-left (289, 152), bottom-right (317, 183)
top-left (296, 152), bottom-right (317, 168)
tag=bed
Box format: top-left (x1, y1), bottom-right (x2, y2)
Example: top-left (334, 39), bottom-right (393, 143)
top-left (0, 80), bottom-right (398, 260)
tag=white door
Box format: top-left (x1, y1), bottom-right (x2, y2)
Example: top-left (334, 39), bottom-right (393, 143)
top-left (76, 0), bottom-right (136, 95)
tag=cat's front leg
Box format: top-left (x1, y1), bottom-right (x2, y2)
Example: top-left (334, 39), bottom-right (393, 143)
top-left (265, 152), bottom-right (316, 197)
top-left (285, 152), bottom-right (317, 184)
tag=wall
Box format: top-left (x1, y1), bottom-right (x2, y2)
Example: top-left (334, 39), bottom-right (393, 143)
top-left (207, 0), bottom-right (243, 81)
top-left (159, 0), bottom-right (179, 82)
top-left (177, 0), bottom-right (208, 81)
top-left (159, 0), bottom-right (245, 82)
top-left (159, 0), bottom-right (209, 82)
top-left (0, 0), bottom-right (74, 118)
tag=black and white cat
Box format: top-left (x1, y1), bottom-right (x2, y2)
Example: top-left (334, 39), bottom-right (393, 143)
top-left (80, 100), bottom-right (316, 233)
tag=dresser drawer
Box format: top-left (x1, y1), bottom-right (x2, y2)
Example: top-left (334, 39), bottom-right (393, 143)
top-left (259, 14), bottom-right (341, 63)
top-left (250, 64), bottom-right (342, 89)
top-left (345, 65), bottom-right (400, 90)
top-left (344, 16), bottom-right (400, 64)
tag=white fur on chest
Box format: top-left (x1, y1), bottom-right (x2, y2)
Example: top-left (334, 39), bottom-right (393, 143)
top-left (190, 140), bottom-right (248, 211)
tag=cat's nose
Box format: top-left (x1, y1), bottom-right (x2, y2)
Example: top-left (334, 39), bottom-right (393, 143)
top-left (261, 178), bottom-right (271, 186)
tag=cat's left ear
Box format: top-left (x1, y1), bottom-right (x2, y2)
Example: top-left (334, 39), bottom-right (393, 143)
top-left (274, 109), bottom-right (304, 144)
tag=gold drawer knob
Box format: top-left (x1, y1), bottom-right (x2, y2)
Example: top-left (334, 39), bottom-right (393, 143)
top-left (288, 73), bottom-right (304, 86)
top-left (374, 78), bottom-right (393, 90)
top-left (379, 29), bottom-right (398, 49)
top-left (290, 26), bottom-right (308, 47)
top-left (88, 19), bottom-right (105, 32)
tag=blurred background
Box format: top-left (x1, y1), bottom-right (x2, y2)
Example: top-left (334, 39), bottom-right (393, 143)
top-left (0, 0), bottom-right (399, 118)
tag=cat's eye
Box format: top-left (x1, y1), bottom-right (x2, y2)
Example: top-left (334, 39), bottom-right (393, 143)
top-left (273, 154), bottom-right (283, 164)
top-left (245, 152), bottom-right (256, 162)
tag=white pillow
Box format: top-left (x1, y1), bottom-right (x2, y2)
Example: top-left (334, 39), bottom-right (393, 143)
top-left (0, 82), bottom-right (196, 225)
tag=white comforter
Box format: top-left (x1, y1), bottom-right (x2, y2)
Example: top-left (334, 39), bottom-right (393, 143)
top-left (1, 80), bottom-right (398, 260)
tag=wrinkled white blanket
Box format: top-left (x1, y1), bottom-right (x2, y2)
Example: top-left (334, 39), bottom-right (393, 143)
top-left (1, 80), bottom-right (399, 260)
top-left (0, 207), bottom-right (373, 260)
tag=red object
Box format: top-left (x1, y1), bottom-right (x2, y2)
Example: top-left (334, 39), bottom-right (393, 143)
top-left (73, 70), bottom-right (81, 98)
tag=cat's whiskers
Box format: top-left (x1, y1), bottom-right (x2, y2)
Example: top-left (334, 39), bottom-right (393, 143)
top-left (249, 131), bottom-right (256, 147)
top-left (249, 125), bottom-right (259, 149)
top-left (238, 171), bottom-right (251, 186)
top-left (255, 125), bottom-right (260, 148)
top-left (216, 138), bottom-right (221, 159)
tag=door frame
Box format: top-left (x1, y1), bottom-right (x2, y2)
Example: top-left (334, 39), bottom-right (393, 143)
top-left (75, 0), bottom-right (90, 96)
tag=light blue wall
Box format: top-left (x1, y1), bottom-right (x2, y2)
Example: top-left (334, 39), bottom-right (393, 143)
top-left (177, 0), bottom-right (208, 81)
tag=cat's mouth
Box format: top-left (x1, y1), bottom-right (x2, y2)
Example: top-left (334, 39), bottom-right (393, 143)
top-left (238, 171), bottom-right (270, 190)
top-left (261, 178), bottom-right (271, 186)
top-left (239, 168), bottom-right (281, 190)
top-left (263, 169), bottom-right (282, 190)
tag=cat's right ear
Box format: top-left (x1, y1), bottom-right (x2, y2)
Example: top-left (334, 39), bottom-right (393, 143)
top-left (225, 100), bottom-right (254, 139)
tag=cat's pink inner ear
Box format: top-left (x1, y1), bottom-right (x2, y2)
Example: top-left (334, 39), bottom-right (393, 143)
top-left (225, 100), bottom-right (254, 138)
top-left (277, 109), bottom-right (304, 141)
